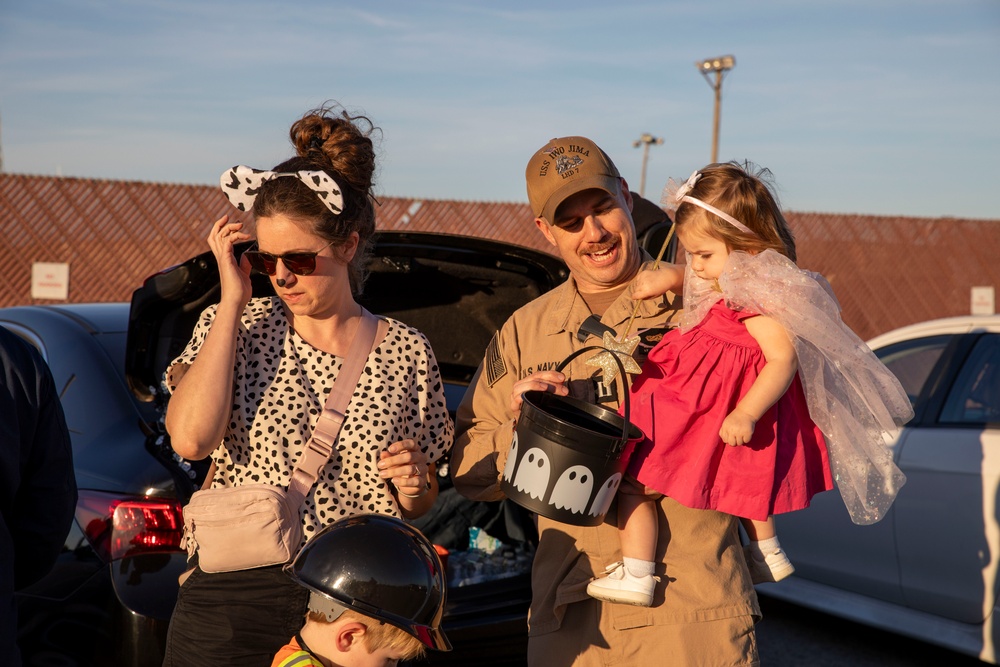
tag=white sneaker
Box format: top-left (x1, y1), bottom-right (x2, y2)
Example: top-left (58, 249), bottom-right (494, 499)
top-left (744, 545), bottom-right (795, 584)
top-left (586, 561), bottom-right (657, 607)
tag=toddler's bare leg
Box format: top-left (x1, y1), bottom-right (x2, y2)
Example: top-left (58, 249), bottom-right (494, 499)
top-left (618, 479), bottom-right (659, 561)
top-left (587, 478), bottom-right (662, 606)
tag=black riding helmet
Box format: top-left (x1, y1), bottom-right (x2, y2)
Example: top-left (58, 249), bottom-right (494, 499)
top-left (284, 514), bottom-right (451, 651)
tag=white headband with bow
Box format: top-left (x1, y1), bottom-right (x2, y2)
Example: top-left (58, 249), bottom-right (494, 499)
top-left (220, 165), bottom-right (344, 215)
top-left (662, 170), bottom-right (755, 236)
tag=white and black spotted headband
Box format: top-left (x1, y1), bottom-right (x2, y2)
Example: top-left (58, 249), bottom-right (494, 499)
top-left (220, 165), bottom-right (344, 215)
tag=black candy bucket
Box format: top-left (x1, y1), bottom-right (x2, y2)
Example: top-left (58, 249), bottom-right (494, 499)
top-left (500, 346), bottom-right (643, 527)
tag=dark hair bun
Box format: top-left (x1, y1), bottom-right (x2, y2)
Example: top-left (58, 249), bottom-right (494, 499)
top-left (289, 102), bottom-right (378, 194)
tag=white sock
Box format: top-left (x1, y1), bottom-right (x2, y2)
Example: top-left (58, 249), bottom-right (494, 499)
top-left (748, 536), bottom-right (780, 559)
top-left (623, 557), bottom-right (655, 578)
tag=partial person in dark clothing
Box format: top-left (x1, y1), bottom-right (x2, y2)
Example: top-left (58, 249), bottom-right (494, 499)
top-left (0, 325), bottom-right (77, 666)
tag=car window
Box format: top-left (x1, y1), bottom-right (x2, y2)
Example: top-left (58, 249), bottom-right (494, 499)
top-left (939, 334), bottom-right (1000, 424)
top-left (874, 334), bottom-right (952, 405)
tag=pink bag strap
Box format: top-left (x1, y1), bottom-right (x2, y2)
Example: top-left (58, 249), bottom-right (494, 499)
top-left (286, 308), bottom-right (388, 506)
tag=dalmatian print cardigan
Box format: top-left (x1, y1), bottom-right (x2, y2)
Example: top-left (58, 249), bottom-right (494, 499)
top-left (166, 297), bottom-right (453, 547)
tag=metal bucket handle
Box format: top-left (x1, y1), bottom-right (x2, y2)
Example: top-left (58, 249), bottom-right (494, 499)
top-left (554, 345), bottom-right (633, 454)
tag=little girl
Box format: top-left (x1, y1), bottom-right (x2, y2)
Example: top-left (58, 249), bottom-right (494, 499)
top-left (587, 162), bottom-right (913, 606)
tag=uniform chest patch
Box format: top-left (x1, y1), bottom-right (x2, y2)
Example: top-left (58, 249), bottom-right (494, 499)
top-left (485, 331), bottom-right (508, 388)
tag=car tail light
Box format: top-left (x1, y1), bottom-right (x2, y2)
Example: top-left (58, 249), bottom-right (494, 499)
top-left (76, 490), bottom-right (185, 561)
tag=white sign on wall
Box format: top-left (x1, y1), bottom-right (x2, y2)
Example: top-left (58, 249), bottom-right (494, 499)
top-left (971, 286), bottom-right (995, 316)
top-left (31, 262), bottom-right (70, 300)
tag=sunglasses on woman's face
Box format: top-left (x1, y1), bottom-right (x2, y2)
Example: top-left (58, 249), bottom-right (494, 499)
top-left (243, 240), bottom-right (336, 276)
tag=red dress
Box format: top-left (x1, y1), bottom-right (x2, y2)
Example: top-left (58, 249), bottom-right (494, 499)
top-left (626, 300), bottom-right (833, 521)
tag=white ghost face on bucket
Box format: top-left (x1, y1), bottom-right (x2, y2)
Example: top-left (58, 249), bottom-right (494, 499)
top-left (512, 448), bottom-right (551, 501)
top-left (502, 433), bottom-right (520, 483)
top-left (589, 472), bottom-right (623, 517)
top-left (549, 464), bottom-right (595, 514)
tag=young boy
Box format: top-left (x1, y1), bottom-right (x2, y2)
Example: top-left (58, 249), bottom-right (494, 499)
top-left (273, 514), bottom-right (451, 667)
top-left (271, 605), bottom-right (426, 666)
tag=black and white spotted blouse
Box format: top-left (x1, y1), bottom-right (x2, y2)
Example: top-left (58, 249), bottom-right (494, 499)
top-left (165, 297), bottom-right (453, 547)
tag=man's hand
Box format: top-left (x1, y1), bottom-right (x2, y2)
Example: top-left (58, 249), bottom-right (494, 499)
top-left (510, 370), bottom-right (568, 415)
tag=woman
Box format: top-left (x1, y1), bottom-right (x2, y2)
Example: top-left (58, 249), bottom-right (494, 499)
top-left (162, 103), bottom-right (453, 666)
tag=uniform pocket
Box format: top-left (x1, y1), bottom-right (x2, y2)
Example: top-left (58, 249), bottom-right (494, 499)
top-left (611, 604), bottom-right (654, 630)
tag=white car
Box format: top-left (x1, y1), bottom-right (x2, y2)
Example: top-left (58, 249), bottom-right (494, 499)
top-left (768, 314), bottom-right (1000, 663)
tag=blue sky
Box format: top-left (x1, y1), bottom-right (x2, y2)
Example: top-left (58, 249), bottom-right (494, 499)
top-left (1, 1), bottom-right (997, 219)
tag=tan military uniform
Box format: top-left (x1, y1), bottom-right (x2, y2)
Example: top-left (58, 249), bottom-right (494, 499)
top-left (452, 260), bottom-right (761, 667)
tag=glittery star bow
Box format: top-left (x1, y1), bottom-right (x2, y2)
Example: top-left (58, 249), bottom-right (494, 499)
top-left (585, 331), bottom-right (642, 385)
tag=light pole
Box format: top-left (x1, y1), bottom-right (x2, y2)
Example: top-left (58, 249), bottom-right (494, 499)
top-left (695, 55), bottom-right (735, 163)
top-left (632, 133), bottom-right (663, 197)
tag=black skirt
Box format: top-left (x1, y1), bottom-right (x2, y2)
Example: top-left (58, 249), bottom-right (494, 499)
top-left (162, 564), bottom-right (309, 667)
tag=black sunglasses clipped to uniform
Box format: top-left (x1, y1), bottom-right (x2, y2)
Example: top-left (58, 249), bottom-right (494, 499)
top-left (243, 240), bottom-right (336, 276)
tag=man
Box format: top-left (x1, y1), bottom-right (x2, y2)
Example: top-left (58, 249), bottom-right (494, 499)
top-left (451, 136), bottom-right (760, 666)
top-left (0, 326), bottom-right (77, 665)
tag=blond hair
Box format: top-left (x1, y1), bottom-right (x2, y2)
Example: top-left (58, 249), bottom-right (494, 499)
top-left (675, 161), bottom-right (797, 262)
top-left (307, 610), bottom-right (426, 660)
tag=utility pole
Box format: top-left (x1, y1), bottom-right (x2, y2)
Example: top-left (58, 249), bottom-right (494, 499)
top-left (632, 133), bottom-right (663, 197)
top-left (695, 55), bottom-right (736, 163)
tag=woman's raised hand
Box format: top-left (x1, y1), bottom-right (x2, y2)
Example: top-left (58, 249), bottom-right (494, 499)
top-left (208, 214), bottom-right (253, 308)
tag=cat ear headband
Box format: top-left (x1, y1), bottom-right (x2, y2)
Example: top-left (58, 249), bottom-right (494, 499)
top-left (220, 165), bottom-right (344, 215)
top-left (662, 170), bottom-right (755, 236)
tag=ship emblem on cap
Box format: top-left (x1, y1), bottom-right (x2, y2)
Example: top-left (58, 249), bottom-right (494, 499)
top-left (555, 155), bottom-right (584, 176)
